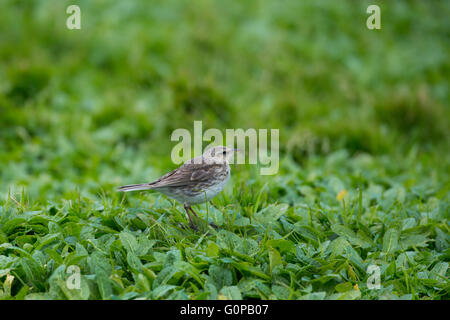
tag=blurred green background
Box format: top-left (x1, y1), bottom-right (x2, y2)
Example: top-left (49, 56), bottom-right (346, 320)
top-left (0, 0), bottom-right (448, 200)
top-left (0, 0), bottom-right (449, 301)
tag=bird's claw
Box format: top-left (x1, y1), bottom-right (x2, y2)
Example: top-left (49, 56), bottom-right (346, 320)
top-left (189, 222), bottom-right (199, 231)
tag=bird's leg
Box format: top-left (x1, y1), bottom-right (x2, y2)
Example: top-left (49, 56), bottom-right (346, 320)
top-left (188, 206), bottom-right (199, 217)
top-left (186, 204), bottom-right (219, 230)
top-left (189, 205), bottom-right (218, 230)
top-left (184, 204), bottom-right (197, 230)
top-left (190, 205), bottom-right (218, 229)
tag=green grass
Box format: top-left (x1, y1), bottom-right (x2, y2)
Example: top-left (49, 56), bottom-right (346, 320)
top-left (0, 0), bottom-right (449, 300)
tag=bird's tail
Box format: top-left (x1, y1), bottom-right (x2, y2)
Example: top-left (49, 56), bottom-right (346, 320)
top-left (117, 183), bottom-right (153, 192)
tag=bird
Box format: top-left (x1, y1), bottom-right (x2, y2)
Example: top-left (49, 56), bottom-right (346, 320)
top-left (117, 146), bottom-right (238, 229)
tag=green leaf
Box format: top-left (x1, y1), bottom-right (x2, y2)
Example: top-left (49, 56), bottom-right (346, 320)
top-left (400, 234), bottom-right (429, 249)
top-left (328, 237), bottom-right (350, 257)
top-left (88, 252), bottom-right (112, 299)
top-left (135, 236), bottom-right (155, 256)
top-left (332, 225), bottom-right (368, 248)
top-left (135, 273), bottom-right (151, 292)
top-left (205, 282), bottom-right (218, 300)
top-left (383, 229), bottom-right (399, 254)
top-left (164, 250), bottom-right (182, 267)
top-left (35, 234), bottom-right (60, 250)
top-left (20, 258), bottom-right (45, 290)
top-left (385, 260), bottom-right (396, 278)
top-left (127, 252), bottom-right (143, 272)
top-left (208, 265), bottom-right (233, 289)
top-left (2, 218), bottom-right (27, 235)
top-left (152, 285), bottom-right (177, 299)
top-left (45, 248), bottom-right (64, 265)
top-left (235, 238), bottom-right (259, 257)
top-left (435, 228), bottom-right (449, 252)
top-left (0, 231), bottom-right (8, 244)
top-left (401, 218), bottom-right (416, 231)
top-left (254, 204), bottom-right (289, 224)
top-left (330, 289), bottom-right (361, 300)
top-left (299, 292), bottom-right (327, 300)
top-left (335, 282), bottom-right (353, 292)
top-left (252, 280), bottom-right (272, 298)
top-left (153, 266), bottom-right (178, 289)
top-left (293, 223), bottom-right (320, 244)
top-left (216, 230), bottom-right (243, 251)
top-left (14, 284), bottom-right (30, 300)
top-left (230, 261), bottom-right (270, 280)
top-left (268, 247), bottom-right (282, 272)
top-left (430, 262), bottom-right (448, 281)
top-left (96, 272), bottom-right (113, 299)
top-left (219, 286), bottom-right (242, 300)
top-left (272, 285), bottom-right (291, 299)
top-left (206, 242), bottom-right (220, 258)
top-left (295, 247), bottom-right (321, 268)
top-left (174, 261), bottom-right (204, 286)
top-left (119, 231), bottom-right (138, 253)
top-left (25, 293), bottom-right (52, 300)
top-left (266, 239), bottom-right (295, 254)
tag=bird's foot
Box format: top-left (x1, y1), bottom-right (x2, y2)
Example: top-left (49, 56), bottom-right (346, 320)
top-left (189, 222), bottom-right (199, 231)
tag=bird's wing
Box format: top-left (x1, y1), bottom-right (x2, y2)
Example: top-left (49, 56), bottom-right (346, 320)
top-left (148, 162), bottom-right (222, 188)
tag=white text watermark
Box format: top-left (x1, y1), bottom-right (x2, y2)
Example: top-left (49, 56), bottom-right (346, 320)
top-left (171, 121), bottom-right (279, 175)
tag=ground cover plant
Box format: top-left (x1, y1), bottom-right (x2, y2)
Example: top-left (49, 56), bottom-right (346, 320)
top-left (0, 0), bottom-right (448, 300)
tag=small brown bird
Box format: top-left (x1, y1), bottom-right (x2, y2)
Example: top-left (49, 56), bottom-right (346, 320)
top-left (118, 146), bottom-right (238, 229)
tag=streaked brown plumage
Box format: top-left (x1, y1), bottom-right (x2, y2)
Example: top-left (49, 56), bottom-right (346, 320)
top-left (118, 146), bottom-right (237, 229)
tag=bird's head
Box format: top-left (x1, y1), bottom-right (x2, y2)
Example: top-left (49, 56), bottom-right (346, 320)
top-left (203, 146), bottom-right (238, 163)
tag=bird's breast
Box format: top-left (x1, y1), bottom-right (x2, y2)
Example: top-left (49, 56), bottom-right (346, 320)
top-left (187, 167), bottom-right (230, 204)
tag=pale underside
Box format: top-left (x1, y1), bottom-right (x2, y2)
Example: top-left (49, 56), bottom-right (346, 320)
top-left (157, 174), bottom-right (230, 204)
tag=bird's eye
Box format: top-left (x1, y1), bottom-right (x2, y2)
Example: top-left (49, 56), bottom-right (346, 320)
top-left (222, 150), bottom-right (227, 155)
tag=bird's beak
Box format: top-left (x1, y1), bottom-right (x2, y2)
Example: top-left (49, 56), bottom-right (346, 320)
top-left (233, 148), bottom-right (240, 152)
